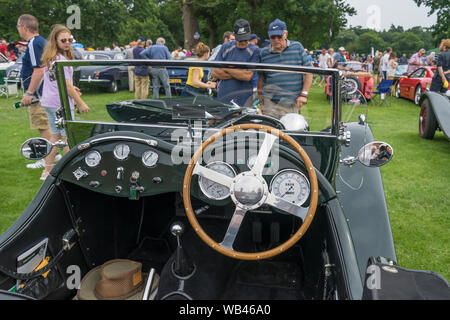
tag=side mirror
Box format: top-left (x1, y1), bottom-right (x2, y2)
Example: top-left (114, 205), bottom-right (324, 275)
top-left (341, 141), bottom-right (394, 168)
top-left (21, 138), bottom-right (67, 160)
top-left (358, 141), bottom-right (394, 167)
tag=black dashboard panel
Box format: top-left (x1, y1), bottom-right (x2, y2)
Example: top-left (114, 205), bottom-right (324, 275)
top-left (58, 141), bottom-right (184, 199)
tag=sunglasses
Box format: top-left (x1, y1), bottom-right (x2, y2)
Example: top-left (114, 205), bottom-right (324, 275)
top-left (59, 38), bottom-right (73, 44)
top-left (270, 35), bottom-right (283, 40)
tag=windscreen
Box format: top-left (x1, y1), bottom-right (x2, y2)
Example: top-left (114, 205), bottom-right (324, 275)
top-left (57, 60), bottom-right (366, 133)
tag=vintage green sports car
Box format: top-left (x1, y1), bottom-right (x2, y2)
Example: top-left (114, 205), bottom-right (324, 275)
top-left (0, 59), bottom-right (448, 301)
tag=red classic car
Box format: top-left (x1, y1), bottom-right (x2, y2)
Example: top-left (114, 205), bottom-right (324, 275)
top-left (395, 66), bottom-right (436, 105)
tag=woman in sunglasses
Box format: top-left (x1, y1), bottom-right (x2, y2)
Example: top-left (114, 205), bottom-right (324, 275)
top-left (39, 24), bottom-right (90, 181)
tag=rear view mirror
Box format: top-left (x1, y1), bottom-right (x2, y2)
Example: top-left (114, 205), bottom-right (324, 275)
top-left (358, 141), bottom-right (394, 167)
top-left (21, 138), bottom-right (67, 160)
top-left (21, 138), bottom-right (53, 160)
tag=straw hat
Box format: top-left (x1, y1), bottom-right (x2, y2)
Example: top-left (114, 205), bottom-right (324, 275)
top-left (76, 259), bottom-right (159, 300)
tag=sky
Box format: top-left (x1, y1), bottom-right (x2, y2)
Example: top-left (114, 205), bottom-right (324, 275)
top-left (344, 0), bottom-right (437, 31)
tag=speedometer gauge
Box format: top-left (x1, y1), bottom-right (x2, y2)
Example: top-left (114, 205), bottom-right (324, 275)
top-left (113, 144), bottom-right (130, 160)
top-left (270, 169), bottom-right (310, 206)
top-left (198, 162), bottom-right (236, 200)
top-left (85, 150), bottom-right (101, 168)
top-left (142, 150), bottom-right (159, 167)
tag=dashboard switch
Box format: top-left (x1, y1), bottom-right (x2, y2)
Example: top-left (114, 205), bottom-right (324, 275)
top-left (89, 181), bottom-right (101, 188)
top-left (152, 177), bottom-right (162, 184)
top-left (130, 171), bottom-right (140, 183)
top-left (117, 167), bottom-right (124, 180)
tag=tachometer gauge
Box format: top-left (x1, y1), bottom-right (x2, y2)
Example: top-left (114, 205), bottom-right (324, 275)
top-left (198, 162), bottom-right (236, 200)
top-left (113, 144), bottom-right (130, 160)
top-left (142, 150), bottom-right (159, 167)
top-left (85, 150), bottom-right (101, 168)
top-left (270, 169), bottom-right (310, 206)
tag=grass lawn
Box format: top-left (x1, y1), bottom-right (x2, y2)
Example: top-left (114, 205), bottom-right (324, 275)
top-left (0, 86), bottom-right (448, 280)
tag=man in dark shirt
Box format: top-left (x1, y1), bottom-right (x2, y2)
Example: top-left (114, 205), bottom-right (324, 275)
top-left (398, 53), bottom-right (408, 65)
top-left (140, 37), bottom-right (172, 99)
top-left (430, 39), bottom-right (450, 93)
top-left (212, 19), bottom-right (260, 107)
top-left (133, 39), bottom-right (149, 99)
top-left (17, 14), bottom-right (51, 169)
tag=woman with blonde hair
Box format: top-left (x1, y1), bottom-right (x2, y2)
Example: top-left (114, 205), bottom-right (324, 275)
top-left (386, 52), bottom-right (398, 80)
top-left (39, 24), bottom-right (90, 180)
top-left (181, 42), bottom-right (216, 96)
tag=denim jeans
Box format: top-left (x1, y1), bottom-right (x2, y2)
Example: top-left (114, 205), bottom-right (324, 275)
top-left (151, 68), bottom-right (171, 98)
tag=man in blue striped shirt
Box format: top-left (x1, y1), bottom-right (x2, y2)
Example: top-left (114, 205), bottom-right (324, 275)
top-left (257, 19), bottom-right (313, 118)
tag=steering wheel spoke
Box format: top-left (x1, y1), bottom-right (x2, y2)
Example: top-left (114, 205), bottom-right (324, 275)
top-left (193, 163), bottom-right (234, 189)
top-left (251, 133), bottom-right (278, 176)
top-left (219, 207), bottom-right (247, 250)
top-left (265, 192), bottom-right (308, 220)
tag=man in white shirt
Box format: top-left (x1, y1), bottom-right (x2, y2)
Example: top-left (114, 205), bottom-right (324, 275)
top-left (380, 47), bottom-right (392, 80)
top-left (318, 49), bottom-right (328, 87)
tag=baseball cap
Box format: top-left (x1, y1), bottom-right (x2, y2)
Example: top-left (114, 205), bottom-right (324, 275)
top-left (268, 19), bottom-right (287, 37)
top-left (234, 19), bottom-right (251, 41)
top-left (322, 49), bottom-right (326, 53)
top-left (339, 47), bottom-right (345, 51)
top-left (137, 36), bottom-right (145, 42)
top-left (250, 34), bottom-right (260, 41)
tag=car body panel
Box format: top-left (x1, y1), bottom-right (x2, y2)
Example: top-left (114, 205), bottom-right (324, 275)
top-left (335, 122), bottom-right (397, 281)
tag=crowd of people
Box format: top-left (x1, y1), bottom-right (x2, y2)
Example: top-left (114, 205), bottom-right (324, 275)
top-left (6, 13), bottom-right (450, 182)
top-left (313, 45), bottom-right (442, 85)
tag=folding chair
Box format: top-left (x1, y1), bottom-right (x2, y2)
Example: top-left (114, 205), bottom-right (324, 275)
top-left (1, 70), bottom-right (22, 98)
top-left (371, 79), bottom-right (394, 106)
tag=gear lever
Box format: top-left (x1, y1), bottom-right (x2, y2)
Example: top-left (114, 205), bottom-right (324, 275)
top-left (170, 222), bottom-right (195, 278)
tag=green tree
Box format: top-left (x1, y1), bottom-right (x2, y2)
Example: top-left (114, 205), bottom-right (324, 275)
top-left (332, 29), bottom-right (358, 49)
top-left (392, 32), bottom-right (425, 57)
top-left (413, 0), bottom-right (450, 44)
top-left (356, 31), bottom-right (386, 54)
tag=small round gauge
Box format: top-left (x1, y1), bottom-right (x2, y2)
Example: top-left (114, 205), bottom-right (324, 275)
top-left (85, 150), bottom-right (101, 168)
top-left (142, 150), bottom-right (159, 167)
top-left (113, 144), bottom-right (130, 160)
top-left (198, 162), bottom-right (236, 200)
top-left (270, 169), bottom-right (310, 206)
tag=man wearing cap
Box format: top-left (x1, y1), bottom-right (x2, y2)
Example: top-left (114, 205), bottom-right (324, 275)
top-left (257, 18), bottom-right (313, 118)
top-left (212, 19), bottom-right (260, 107)
top-left (333, 47), bottom-right (348, 70)
top-left (250, 34), bottom-right (260, 47)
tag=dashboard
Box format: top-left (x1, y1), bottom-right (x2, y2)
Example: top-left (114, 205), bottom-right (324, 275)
top-left (57, 135), bottom-right (314, 208)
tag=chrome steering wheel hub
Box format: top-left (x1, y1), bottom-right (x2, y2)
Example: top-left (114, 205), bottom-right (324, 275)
top-left (230, 172), bottom-right (268, 210)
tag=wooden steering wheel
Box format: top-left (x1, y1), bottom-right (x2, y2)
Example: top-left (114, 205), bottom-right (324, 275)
top-left (182, 124), bottom-right (319, 260)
